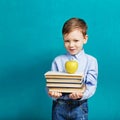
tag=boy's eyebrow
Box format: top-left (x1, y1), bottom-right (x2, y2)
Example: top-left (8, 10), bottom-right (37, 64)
top-left (64, 39), bottom-right (69, 41)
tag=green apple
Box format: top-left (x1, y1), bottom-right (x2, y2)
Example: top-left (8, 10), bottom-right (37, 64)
top-left (65, 60), bottom-right (78, 74)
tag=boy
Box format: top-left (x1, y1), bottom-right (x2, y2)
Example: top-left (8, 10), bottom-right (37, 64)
top-left (48, 17), bottom-right (98, 120)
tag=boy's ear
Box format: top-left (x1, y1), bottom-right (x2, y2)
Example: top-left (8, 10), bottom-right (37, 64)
top-left (83, 35), bottom-right (88, 44)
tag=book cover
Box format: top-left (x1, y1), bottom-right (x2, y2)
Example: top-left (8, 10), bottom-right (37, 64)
top-left (48, 85), bottom-right (86, 93)
top-left (46, 78), bottom-right (83, 83)
top-left (46, 83), bottom-right (83, 88)
top-left (45, 71), bottom-right (84, 79)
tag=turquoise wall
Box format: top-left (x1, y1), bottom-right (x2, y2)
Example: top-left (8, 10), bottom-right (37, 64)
top-left (0, 0), bottom-right (120, 119)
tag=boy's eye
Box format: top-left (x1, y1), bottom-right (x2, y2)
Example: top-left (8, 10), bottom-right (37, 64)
top-left (74, 40), bottom-right (79, 42)
top-left (64, 40), bottom-right (69, 43)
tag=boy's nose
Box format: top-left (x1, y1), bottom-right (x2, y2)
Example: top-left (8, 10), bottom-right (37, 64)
top-left (69, 42), bottom-right (74, 47)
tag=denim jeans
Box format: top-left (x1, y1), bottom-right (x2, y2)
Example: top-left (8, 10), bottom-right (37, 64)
top-left (52, 99), bottom-right (88, 120)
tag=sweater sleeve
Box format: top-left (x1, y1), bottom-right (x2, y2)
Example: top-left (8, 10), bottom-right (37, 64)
top-left (81, 57), bottom-right (98, 100)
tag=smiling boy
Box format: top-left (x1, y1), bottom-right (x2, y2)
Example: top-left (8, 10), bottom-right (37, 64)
top-left (48, 18), bottom-right (98, 120)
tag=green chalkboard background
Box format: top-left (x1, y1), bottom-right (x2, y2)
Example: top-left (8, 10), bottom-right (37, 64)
top-left (0, 0), bottom-right (120, 119)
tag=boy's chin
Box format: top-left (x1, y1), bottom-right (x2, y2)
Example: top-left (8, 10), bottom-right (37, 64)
top-left (69, 50), bottom-right (82, 55)
top-left (69, 52), bottom-right (77, 55)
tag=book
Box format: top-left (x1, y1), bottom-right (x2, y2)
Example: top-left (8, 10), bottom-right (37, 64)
top-left (44, 71), bottom-right (85, 93)
top-left (48, 85), bottom-right (86, 93)
top-left (45, 71), bottom-right (84, 79)
top-left (46, 83), bottom-right (83, 88)
top-left (46, 78), bottom-right (83, 84)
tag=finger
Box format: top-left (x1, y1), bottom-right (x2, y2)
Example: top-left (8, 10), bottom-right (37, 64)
top-left (69, 93), bottom-right (82, 99)
top-left (53, 92), bottom-right (62, 98)
top-left (69, 93), bottom-right (75, 99)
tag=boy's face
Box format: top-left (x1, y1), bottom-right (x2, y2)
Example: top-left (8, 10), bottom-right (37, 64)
top-left (63, 29), bottom-right (88, 55)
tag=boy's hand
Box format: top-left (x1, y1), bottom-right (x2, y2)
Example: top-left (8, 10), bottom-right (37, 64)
top-left (48, 91), bottom-right (62, 99)
top-left (69, 92), bottom-right (83, 100)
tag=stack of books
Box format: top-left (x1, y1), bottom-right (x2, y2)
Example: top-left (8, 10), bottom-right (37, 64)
top-left (44, 71), bottom-right (86, 93)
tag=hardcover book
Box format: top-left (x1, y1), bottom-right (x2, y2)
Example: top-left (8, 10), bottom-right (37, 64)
top-left (48, 85), bottom-right (86, 93)
top-left (45, 71), bottom-right (84, 79)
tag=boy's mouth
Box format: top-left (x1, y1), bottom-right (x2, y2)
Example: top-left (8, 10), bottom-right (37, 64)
top-left (69, 49), bottom-right (77, 53)
top-left (69, 48), bottom-right (76, 51)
